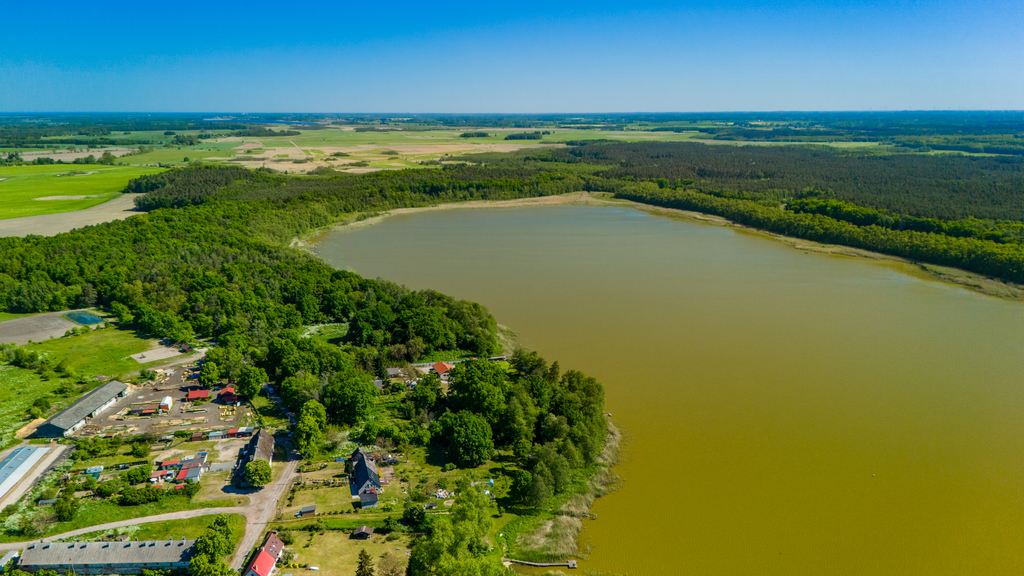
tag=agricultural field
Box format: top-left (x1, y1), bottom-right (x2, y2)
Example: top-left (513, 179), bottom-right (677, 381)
top-left (0, 165), bottom-right (162, 220)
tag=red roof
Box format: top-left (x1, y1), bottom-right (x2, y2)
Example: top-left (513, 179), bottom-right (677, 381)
top-left (227, 428), bottom-right (239, 434)
top-left (246, 550), bottom-right (276, 576)
top-left (221, 387), bottom-right (235, 395)
top-left (175, 469), bottom-right (187, 481)
top-left (433, 362), bottom-right (454, 375)
top-left (187, 389), bottom-right (210, 400)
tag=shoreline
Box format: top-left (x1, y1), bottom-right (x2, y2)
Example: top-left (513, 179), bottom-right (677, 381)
top-left (298, 192), bottom-right (1024, 302)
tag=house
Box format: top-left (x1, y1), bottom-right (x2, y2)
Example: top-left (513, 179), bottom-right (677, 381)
top-left (373, 379), bottom-right (384, 392)
top-left (299, 505), bottom-right (316, 517)
top-left (242, 533), bottom-right (284, 576)
top-left (432, 362), bottom-right (454, 377)
top-left (352, 526), bottom-right (374, 540)
top-left (158, 460), bottom-right (179, 470)
top-left (386, 367), bottom-right (402, 378)
top-left (18, 539), bottom-right (196, 575)
top-left (349, 448), bottom-right (381, 495)
top-left (36, 381), bottom-right (130, 438)
top-left (359, 493), bottom-right (378, 508)
top-left (238, 429), bottom-right (274, 486)
top-left (219, 387), bottom-right (237, 404)
top-left (186, 389), bottom-right (209, 402)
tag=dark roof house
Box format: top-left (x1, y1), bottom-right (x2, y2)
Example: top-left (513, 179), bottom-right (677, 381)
top-left (350, 448), bottom-right (380, 495)
top-left (238, 429), bottom-right (275, 486)
top-left (36, 381), bottom-right (129, 438)
top-left (352, 526), bottom-right (374, 540)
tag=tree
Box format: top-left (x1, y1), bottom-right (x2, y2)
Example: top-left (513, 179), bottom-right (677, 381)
top-left (321, 367), bottom-right (377, 425)
top-left (410, 373), bottom-right (440, 412)
top-left (131, 442), bottom-right (151, 458)
top-left (244, 459), bottom-right (271, 488)
top-left (200, 362), bottom-right (220, 388)
top-left (508, 469), bottom-right (532, 504)
top-left (111, 301), bottom-right (133, 324)
top-left (53, 490), bottom-right (79, 522)
top-left (434, 411), bottom-right (494, 468)
top-left (402, 502), bottom-right (426, 529)
top-left (295, 400), bottom-right (327, 457)
top-left (447, 360), bottom-right (510, 421)
top-left (237, 366), bottom-right (267, 399)
top-left (356, 549), bottom-right (374, 576)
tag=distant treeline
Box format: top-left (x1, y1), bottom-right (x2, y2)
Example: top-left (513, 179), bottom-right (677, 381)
top-left (233, 127), bottom-right (302, 137)
top-left (460, 132), bottom-right (489, 138)
top-left (505, 132), bottom-right (546, 140)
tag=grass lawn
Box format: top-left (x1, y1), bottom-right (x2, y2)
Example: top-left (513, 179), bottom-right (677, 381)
top-left (302, 323), bottom-right (348, 343)
top-left (0, 493), bottom-right (240, 542)
top-left (284, 530), bottom-right (413, 576)
top-left (250, 396), bottom-right (290, 428)
top-left (0, 365), bottom-right (60, 447)
top-left (72, 512), bottom-right (246, 558)
top-left (0, 312), bottom-right (36, 322)
top-left (24, 325), bottom-right (159, 380)
top-left (0, 165), bottom-right (162, 220)
top-left (125, 147), bottom-right (235, 166)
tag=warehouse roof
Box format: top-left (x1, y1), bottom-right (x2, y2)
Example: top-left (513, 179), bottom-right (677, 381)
top-left (20, 540), bottom-right (196, 567)
top-left (43, 381), bottom-right (128, 431)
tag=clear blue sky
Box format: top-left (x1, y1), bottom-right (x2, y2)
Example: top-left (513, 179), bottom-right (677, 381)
top-left (1, 0), bottom-right (1021, 112)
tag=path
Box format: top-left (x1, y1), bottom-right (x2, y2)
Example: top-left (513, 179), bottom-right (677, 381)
top-left (0, 194), bottom-right (144, 238)
top-left (230, 457), bottom-right (298, 568)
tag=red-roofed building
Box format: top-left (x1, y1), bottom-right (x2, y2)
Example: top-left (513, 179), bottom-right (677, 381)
top-left (432, 362), bottom-right (454, 376)
top-left (220, 387), bottom-right (237, 404)
top-left (243, 532), bottom-right (285, 576)
top-left (159, 460), bottom-right (180, 470)
top-left (187, 389), bottom-right (210, 401)
top-left (227, 428), bottom-right (239, 438)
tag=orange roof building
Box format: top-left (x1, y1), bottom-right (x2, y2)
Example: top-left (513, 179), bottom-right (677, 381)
top-left (432, 362), bottom-right (454, 376)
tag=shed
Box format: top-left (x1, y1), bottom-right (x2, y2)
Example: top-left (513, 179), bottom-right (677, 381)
top-left (227, 428), bottom-right (239, 438)
top-left (190, 432), bottom-right (203, 442)
top-left (300, 505), bottom-right (316, 517)
top-left (386, 367), bottom-right (402, 378)
top-left (352, 526), bottom-right (374, 540)
top-left (37, 499), bottom-right (57, 507)
top-left (208, 431), bottom-right (223, 440)
top-left (85, 465), bottom-right (104, 479)
top-left (237, 427), bottom-right (254, 437)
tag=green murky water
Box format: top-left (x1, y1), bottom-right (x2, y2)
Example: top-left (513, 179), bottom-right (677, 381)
top-left (315, 205), bottom-right (1024, 575)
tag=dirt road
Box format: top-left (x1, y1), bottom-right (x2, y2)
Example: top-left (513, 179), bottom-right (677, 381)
top-left (0, 194), bottom-right (144, 238)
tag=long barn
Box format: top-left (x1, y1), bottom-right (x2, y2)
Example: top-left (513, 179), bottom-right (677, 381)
top-left (18, 539), bottom-right (195, 575)
top-left (35, 381), bottom-right (129, 438)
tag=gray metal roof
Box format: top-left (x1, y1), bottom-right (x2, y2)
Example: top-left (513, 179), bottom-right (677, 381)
top-left (20, 540), bottom-right (195, 567)
top-left (0, 446), bottom-right (49, 499)
top-left (44, 381), bottom-right (128, 431)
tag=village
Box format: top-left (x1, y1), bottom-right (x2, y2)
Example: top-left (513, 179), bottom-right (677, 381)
top-left (0, 354), bottom-right (508, 576)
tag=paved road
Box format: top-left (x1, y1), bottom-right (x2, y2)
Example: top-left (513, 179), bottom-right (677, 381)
top-left (0, 194), bottom-right (144, 238)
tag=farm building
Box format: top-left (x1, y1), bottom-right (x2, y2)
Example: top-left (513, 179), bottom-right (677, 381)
top-left (0, 446), bottom-right (50, 504)
top-left (18, 539), bottom-right (196, 575)
top-left (299, 505), bottom-right (316, 517)
top-left (36, 381), bottom-right (129, 437)
top-left (242, 533), bottom-right (284, 576)
top-left (352, 526), bottom-right (374, 540)
top-left (238, 429), bottom-right (274, 486)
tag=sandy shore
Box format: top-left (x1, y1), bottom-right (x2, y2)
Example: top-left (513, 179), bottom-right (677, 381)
top-left (303, 192), bottom-right (1024, 300)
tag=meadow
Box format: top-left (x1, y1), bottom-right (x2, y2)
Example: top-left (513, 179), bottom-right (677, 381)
top-left (0, 165), bottom-right (161, 220)
top-left (0, 365), bottom-right (60, 447)
top-left (24, 324), bottom-right (160, 380)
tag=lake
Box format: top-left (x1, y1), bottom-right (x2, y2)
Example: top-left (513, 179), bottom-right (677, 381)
top-left (314, 205), bottom-right (1024, 575)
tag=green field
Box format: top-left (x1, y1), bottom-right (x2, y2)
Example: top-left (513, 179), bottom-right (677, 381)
top-left (75, 512), bottom-right (246, 555)
top-left (0, 165), bottom-right (163, 220)
top-left (24, 325), bottom-right (160, 379)
top-left (0, 365), bottom-right (60, 447)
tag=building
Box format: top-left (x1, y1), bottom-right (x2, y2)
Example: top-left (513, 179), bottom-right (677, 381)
top-left (175, 467), bottom-right (202, 483)
top-left (238, 429), bottom-right (274, 486)
top-left (359, 493), bottom-right (378, 508)
top-left (352, 526), bottom-right (374, 540)
top-left (219, 387), bottom-right (237, 404)
top-left (432, 362), bottom-right (454, 377)
top-left (0, 446), bottom-right (50, 504)
top-left (36, 381), bottom-right (129, 438)
top-left (242, 533), bottom-right (284, 576)
top-left (299, 505), bottom-right (316, 517)
top-left (186, 389), bottom-right (209, 402)
top-left (386, 367), bottom-right (402, 378)
top-left (18, 539), bottom-right (195, 575)
top-left (159, 397), bottom-right (173, 411)
top-left (349, 448), bottom-right (380, 495)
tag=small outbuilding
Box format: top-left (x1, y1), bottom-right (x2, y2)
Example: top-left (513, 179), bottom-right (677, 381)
top-left (219, 387), bottom-right (237, 404)
top-left (351, 526), bottom-right (374, 540)
top-left (299, 505), bottom-right (316, 517)
top-left (359, 493), bottom-right (378, 508)
top-left (159, 397), bottom-right (173, 411)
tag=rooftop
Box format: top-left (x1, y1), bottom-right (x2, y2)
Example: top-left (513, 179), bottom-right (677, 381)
top-left (44, 381), bottom-right (128, 430)
top-left (20, 540), bottom-right (196, 567)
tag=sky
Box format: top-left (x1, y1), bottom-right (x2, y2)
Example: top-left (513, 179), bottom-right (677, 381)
top-left (1, 0), bottom-right (1021, 113)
